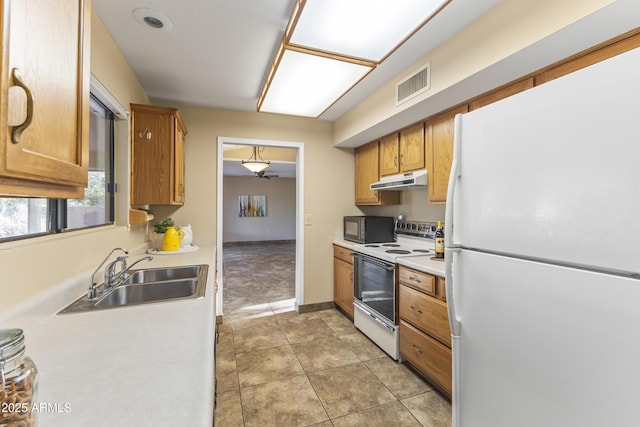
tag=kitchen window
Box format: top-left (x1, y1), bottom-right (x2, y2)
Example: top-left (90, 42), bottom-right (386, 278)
top-left (0, 94), bottom-right (116, 241)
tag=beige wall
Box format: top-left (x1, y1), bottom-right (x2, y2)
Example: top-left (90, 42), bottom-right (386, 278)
top-left (150, 107), bottom-right (362, 305)
top-left (0, 10), bottom-right (149, 312)
top-left (223, 176), bottom-right (296, 242)
top-left (223, 146), bottom-right (297, 162)
top-left (334, 0), bottom-right (615, 146)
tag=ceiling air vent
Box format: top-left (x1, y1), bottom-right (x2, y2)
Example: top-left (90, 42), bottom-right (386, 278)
top-left (396, 62), bottom-right (431, 105)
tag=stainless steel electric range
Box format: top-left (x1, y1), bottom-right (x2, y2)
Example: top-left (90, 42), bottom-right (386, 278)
top-left (352, 220), bottom-right (438, 360)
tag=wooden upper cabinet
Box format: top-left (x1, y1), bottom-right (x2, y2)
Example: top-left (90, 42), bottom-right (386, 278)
top-left (379, 124), bottom-right (425, 177)
top-left (379, 133), bottom-right (400, 176)
top-left (355, 141), bottom-right (399, 206)
top-left (399, 123), bottom-right (425, 172)
top-left (131, 104), bottom-right (188, 206)
top-left (469, 78), bottom-right (534, 111)
top-left (426, 105), bottom-right (468, 204)
top-left (0, 0), bottom-right (90, 198)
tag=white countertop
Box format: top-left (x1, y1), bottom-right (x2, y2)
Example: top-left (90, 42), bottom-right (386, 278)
top-left (397, 255), bottom-right (446, 277)
top-left (0, 243), bottom-right (216, 427)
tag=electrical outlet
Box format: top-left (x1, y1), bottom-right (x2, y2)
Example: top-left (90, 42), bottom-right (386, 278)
top-left (304, 214), bottom-right (312, 226)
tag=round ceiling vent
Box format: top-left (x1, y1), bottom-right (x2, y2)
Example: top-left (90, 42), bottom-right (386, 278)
top-left (132, 7), bottom-right (173, 31)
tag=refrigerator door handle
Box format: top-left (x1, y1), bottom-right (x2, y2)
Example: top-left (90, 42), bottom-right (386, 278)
top-left (445, 247), bottom-right (462, 337)
top-left (445, 114), bottom-right (464, 248)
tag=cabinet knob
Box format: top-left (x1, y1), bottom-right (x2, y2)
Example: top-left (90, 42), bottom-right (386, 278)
top-left (411, 344), bottom-right (424, 354)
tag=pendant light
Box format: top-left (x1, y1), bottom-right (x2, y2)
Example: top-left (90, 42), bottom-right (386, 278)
top-left (241, 146), bottom-right (270, 173)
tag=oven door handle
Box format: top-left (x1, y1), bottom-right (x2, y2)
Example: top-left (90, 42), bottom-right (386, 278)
top-left (353, 252), bottom-right (396, 271)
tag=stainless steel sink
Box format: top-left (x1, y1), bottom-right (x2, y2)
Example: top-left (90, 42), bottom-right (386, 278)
top-left (95, 279), bottom-right (200, 308)
top-left (122, 265), bottom-right (204, 285)
top-left (58, 264), bottom-right (208, 314)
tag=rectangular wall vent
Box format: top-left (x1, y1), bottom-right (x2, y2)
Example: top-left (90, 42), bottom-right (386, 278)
top-left (396, 62), bottom-right (431, 105)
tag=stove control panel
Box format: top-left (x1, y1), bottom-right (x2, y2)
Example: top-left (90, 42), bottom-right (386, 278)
top-left (395, 220), bottom-right (440, 239)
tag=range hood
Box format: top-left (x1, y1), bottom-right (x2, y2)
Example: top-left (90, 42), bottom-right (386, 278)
top-left (370, 170), bottom-right (428, 190)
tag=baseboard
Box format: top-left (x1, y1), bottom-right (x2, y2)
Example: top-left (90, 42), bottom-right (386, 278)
top-left (296, 301), bottom-right (336, 313)
top-left (223, 240), bottom-right (295, 247)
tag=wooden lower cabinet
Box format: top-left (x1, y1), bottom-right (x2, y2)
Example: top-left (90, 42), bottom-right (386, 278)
top-left (399, 266), bottom-right (452, 397)
top-left (400, 320), bottom-right (452, 396)
top-left (333, 245), bottom-right (354, 318)
top-left (399, 285), bottom-right (450, 347)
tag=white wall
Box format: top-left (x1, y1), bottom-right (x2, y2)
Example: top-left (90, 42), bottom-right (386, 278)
top-left (223, 176), bottom-right (296, 242)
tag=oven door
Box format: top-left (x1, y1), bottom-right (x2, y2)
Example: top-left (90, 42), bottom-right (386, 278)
top-left (353, 252), bottom-right (397, 325)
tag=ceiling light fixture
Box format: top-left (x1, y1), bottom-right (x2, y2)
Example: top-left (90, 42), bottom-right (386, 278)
top-left (241, 146), bottom-right (270, 173)
top-left (257, 0), bottom-right (451, 118)
top-left (132, 8), bottom-right (174, 32)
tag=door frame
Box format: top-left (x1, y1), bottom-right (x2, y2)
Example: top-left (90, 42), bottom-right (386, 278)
top-left (216, 136), bottom-right (304, 316)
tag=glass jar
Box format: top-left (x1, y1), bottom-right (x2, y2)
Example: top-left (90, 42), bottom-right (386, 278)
top-left (0, 329), bottom-right (38, 427)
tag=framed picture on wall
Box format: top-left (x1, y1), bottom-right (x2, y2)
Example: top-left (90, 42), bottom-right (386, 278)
top-left (238, 194), bottom-right (266, 217)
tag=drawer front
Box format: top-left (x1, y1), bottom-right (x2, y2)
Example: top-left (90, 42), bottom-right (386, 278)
top-left (399, 266), bottom-right (435, 296)
top-left (399, 285), bottom-right (451, 346)
top-left (333, 245), bottom-right (353, 264)
top-left (400, 320), bottom-right (452, 397)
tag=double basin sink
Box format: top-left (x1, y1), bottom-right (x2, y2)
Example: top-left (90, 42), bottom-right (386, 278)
top-left (58, 264), bottom-right (208, 314)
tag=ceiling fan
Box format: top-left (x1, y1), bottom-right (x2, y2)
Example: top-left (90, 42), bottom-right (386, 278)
top-left (254, 170), bottom-right (279, 179)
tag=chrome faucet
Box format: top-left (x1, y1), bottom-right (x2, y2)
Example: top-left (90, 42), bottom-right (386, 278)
top-left (105, 255), bottom-right (154, 289)
top-left (105, 255), bottom-right (129, 289)
top-left (89, 248), bottom-right (128, 300)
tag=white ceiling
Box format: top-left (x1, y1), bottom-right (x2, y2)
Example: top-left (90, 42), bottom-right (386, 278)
top-left (92, 0), bottom-right (500, 121)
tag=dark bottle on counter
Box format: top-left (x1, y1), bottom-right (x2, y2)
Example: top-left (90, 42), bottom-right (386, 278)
top-left (435, 220), bottom-right (445, 259)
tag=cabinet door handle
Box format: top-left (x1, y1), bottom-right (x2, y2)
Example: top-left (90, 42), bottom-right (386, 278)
top-left (350, 272), bottom-right (353, 281)
top-left (412, 344), bottom-right (424, 354)
top-left (10, 68), bottom-right (34, 144)
top-left (394, 156), bottom-right (398, 167)
top-left (410, 305), bottom-right (423, 315)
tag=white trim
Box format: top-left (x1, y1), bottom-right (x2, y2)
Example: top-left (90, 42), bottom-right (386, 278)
top-left (90, 74), bottom-right (129, 120)
top-left (216, 137), bottom-right (305, 316)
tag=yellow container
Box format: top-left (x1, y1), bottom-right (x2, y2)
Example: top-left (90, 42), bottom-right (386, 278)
top-left (162, 226), bottom-right (185, 251)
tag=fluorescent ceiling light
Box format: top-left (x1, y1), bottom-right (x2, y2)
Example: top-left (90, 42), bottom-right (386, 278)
top-left (290, 0), bottom-right (450, 62)
top-left (257, 0), bottom-right (451, 117)
top-left (259, 50), bottom-right (372, 117)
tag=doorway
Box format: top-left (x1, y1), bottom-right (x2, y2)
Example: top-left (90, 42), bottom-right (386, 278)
top-left (216, 137), bottom-right (304, 319)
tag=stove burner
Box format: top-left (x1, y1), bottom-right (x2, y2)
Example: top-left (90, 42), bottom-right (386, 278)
top-left (412, 249), bottom-right (431, 253)
top-left (364, 244), bottom-right (380, 248)
top-left (386, 249), bottom-right (411, 254)
top-left (382, 243), bottom-right (400, 247)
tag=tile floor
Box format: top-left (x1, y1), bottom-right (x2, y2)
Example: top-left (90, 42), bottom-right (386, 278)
top-left (215, 241), bottom-right (452, 427)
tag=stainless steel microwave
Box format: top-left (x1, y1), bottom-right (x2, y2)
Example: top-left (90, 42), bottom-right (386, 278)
top-left (343, 216), bottom-right (395, 244)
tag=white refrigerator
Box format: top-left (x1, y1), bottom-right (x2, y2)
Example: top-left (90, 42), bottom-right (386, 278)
top-left (445, 46), bottom-right (640, 427)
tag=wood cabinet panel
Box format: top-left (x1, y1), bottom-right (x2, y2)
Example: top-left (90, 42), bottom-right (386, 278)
top-left (333, 256), bottom-right (354, 319)
top-left (333, 245), bottom-right (353, 265)
top-left (131, 104), bottom-right (187, 205)
top-left (379, 133), bottom-right (400, 176)
top-left (536, 31), bottom-right (640, 85)
top-left (399, 123), bottom-right (425, 172)
top-left (0, 0), bottom-right (90, 197)
top-left (426, 105), bottom-right (468, 203)
top-left (400, 285), bottom-right (451, 346)
top-left (469, 78), bottom-right (534, 111)
top-left (400, 320), bottom-right (452, 397)
top-left (436, 276), bottom-right (447, 302)
top-left (354, 141), bottom-right (400, 206)
top-left (399, 266), bottom-right (435, 296)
